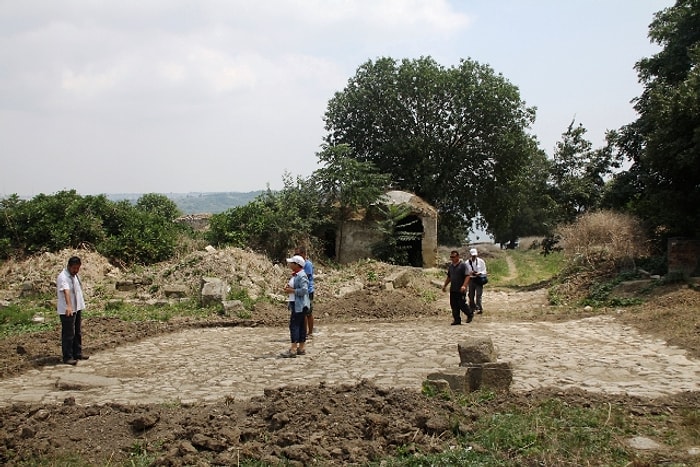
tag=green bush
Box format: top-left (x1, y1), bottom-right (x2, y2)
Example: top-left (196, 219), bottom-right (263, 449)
top-left (208, 176), bottom-right (327, 261)
top-left (0, 191), bottom-right (183, 265)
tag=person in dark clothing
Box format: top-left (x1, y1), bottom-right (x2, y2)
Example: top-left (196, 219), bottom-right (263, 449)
top-left (441, 250), bottom-right (473, 325)
top-left (56, 256), bottom-right (88, 365)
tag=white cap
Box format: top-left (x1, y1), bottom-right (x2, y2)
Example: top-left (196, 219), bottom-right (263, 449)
top-left (469, 248), bottom-right (478, 256)
top-left (286, 255), bottom-right (306, 267)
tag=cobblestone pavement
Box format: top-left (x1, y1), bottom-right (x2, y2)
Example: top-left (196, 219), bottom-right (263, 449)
top-left (1, 315), bottom-right (699, 407)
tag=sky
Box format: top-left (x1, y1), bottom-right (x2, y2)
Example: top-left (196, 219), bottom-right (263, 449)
top-left (0, 0), bottom-right (674, 197)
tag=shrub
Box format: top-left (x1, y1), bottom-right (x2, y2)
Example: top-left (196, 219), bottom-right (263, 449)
top-left (556, 210), bottom-right (648, 272)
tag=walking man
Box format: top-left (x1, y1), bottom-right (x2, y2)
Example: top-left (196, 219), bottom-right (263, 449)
top-left (466, 248), bottom-right (488, 314)
top-left (442, 250), bottom-right (472, 325)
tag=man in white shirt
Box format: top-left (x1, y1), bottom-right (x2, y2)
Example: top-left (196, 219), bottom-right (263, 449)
top-left (465, 248), bottom-right (488, 315)
top-left (56, 256), bottom-right (88, 365)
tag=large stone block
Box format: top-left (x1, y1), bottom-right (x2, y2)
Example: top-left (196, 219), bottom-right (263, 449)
top-left (200, 277), bottom-right (227, 307)
top-left (463, 362), bottom-right (512, 392)
top-left (384, 269), bottom-right (412, 289)
top-left (163, 285), bottom-right (188, 298)
top-left (426, 368), bottom-right (468, 393)
top-left (458, 337), bottom-right (497, 365)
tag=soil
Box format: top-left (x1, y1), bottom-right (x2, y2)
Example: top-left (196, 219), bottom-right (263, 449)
top-left (0, 246), bottom-right (699, 465)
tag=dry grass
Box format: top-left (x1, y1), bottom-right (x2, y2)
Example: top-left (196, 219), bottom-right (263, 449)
top-left (557, 210), bottom-right (649, 272)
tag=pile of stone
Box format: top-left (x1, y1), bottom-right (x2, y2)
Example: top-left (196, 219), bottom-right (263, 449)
top-left (425, 337), bottom-right (512, 393)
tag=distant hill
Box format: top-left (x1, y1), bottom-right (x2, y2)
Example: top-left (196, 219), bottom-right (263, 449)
top-left (107, 191), bottom-right (264, 215)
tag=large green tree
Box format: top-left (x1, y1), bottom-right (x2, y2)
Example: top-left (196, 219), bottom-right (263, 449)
top-left (312, 144), bottom-right (390, 258)
top-left (606, 0), bottom-right (700, 238)
top-left (490, 145), bottom-right (554, 246)
top-left (549, 121), bottom-right (619, 224)
top-left (323, 56), bottom-right (538, 242)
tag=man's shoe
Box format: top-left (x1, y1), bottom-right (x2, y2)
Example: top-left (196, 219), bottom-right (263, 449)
top-left (296, 349), bottom-right (306, 356)
top-left (450, 321), bottom-right (461, 325)
top-left (76, 355), bottom-right (89, 360)
top-left (467, 315), bottom-right (473, 323)
top-left (63, 359), bottom-right (77, 366)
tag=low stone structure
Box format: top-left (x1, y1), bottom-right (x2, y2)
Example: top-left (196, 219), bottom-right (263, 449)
top-left (425, 336), bottom-right (512, 393)
top-left (337, 190), bottom-right (438, 268)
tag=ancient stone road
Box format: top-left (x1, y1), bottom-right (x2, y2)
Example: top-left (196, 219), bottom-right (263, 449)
top-left (1, 315), bottom-right (699, 406)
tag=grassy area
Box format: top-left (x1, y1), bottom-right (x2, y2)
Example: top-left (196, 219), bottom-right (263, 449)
top-left (0, 297), bottom-right (226, 337)
top-left (375, 389), bottom-right (698, 467)
top-left (487, 248), bottom-right (565, 288)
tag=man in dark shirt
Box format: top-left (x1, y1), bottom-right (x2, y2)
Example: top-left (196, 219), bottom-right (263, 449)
top-left (441, 250), bottom-right (473, 325)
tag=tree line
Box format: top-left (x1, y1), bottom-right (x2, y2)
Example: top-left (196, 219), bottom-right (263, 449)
top-left (1, 1), bottom-right (696, 267)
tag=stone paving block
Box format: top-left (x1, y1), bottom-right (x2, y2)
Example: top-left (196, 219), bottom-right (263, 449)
top-left (200, 277), bottom-right (227, 306)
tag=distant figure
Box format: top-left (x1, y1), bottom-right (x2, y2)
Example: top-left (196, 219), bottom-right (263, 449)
top-left (294, 246), bottom-right (315, 337)
top-left (280, 255), bottom-right (310, 358)
top-left (466, 248), bottom-right (488, 314)
top-left (56, 256), bottom-right (88, 365)
top-left (442, 250), bottom-right (472, 325)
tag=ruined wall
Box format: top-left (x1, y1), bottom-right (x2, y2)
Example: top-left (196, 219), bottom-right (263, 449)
top-left (337, 191), bottom-right (438, 268)
top-left (668, 237), bottom-right (700, 277)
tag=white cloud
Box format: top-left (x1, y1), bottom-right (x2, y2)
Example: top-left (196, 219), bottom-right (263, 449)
top-left (0, 0), bottom-right (673, 197)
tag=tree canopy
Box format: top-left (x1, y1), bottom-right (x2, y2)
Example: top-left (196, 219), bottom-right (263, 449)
top-left (606, 0), bottom-right (700, 238)
top-left (323, 56), bottom-right (539, 242)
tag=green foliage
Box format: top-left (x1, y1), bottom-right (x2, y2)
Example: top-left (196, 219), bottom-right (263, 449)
top-left (582, 272), bottom-right (651, 307)
top-left (209, 153), bottom-right (389, 262)
top-left (0, 191), bottom-right (183, 265)
top-left (135, 193), bottom-right (181, 220)
top-left (488, 249), bottom-right (565, 288)
top-left (314, 144), bottom-right (391, 258)
top-left (0, 190), bottom-right (111, 255)
top-left (548, 121), bottom-right (619, 224)
top-left (371, 203), bottom-right (422, 266)
top-left (379, 392), bottom-right (639, 466)
top-left (209, 174), bottom-right (327, 261)
top-left (98, 208), bottom-right (180, 266)
top-left (323, 56), bottom-right (539, 242)
top-left (605, 1), bottom-right (700, 238)
top-left (0, 304), bottom-right (55, 337)
top-left (227, 286), bottom-right (255, 311)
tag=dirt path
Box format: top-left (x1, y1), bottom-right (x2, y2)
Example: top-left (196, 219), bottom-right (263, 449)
top-left (500, 254), bottom-right (518, 281)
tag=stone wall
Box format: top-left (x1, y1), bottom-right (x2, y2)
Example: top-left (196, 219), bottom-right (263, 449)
top-left (668, 237), bottom-right (700, 278)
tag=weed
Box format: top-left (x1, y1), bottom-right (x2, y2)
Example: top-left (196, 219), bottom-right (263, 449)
top-left (0, 303), bottom-right (56, 337)
top-left (237, 309), bottom-right (253, 319)
top-left (227, 286), bottom-right (255, 310)
top-left (420, 289), bottom-right (438, 303)
top-left (366, 270), bottom-right (378, 282)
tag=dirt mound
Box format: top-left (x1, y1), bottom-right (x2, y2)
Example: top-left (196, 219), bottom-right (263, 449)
top-left (0, 380), bottom-right (467, 465)
top-left (0, 248), bottom-right (118, 300)
top-left (1, 382), bottom-right (698, 466)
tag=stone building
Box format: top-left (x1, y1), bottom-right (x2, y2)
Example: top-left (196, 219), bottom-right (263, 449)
top-left (336, 190), bottom-right (438, 268)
